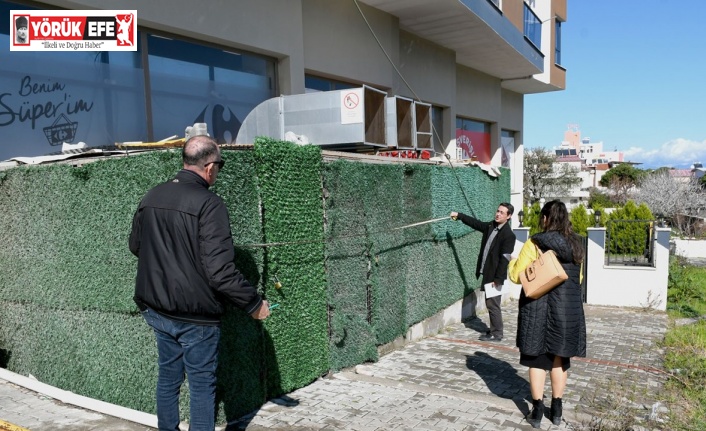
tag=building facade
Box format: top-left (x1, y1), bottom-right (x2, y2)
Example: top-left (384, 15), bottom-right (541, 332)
top-left (2, 0), bottom-right (567, 213)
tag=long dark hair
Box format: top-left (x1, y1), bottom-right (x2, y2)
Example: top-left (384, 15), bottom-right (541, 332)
top-left (540, 200), bottom-right (584, 264)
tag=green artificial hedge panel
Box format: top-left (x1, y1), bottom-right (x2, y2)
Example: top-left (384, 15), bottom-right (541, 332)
top-left (216, 308), bottom-right (269, 423)
top-left (323, 160), bottom-right (379, 370)
top-left (0, 302), bottom-right (157, 412)
top-left (362, 163), bottom-right (408, 345)
top-left (0, 150), bottom-right (275, 422)
top-left (428, 164), bottom-right (512, 297)
top-left (403, 164), bottom-right (506, 326)
top-left (0, 151), bottom-right (181, 312)
top-left (253, 138), bottom-right (329, 395)
top-left (400, 165), bottom-right (444, 327)
top-left (212, 149), bottom-right (270, 422)
top-left (431, 165), bottom-right (511, 241)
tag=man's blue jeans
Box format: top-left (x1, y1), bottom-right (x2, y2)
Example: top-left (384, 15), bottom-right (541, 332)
top-left (141, 308), bottom-right (221, 431)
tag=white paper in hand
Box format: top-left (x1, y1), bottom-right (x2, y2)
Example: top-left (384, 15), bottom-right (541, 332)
top-left (484, 281), bottom-right (507, 298)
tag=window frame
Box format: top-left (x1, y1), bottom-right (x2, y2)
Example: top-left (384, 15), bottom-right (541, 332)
top-left (523, 2), bottom-right (541, 50)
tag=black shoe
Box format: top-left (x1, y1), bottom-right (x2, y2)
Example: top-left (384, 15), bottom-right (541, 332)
top-left (550, 397), bottom-right (562, 425)
top-left (526, 398), bottom-right (544, 428)
top-left (479, 334), bottom-right (503, 342)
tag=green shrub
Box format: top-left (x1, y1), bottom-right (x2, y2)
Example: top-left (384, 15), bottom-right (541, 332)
top-left (523, 202), bottom-right (542, 236)
top-left (588, 187), bottom-right (613, 208)
top-left (606, 201), bottom-right (654, 255)
top-left (570, 204), bottom-right (591, 237)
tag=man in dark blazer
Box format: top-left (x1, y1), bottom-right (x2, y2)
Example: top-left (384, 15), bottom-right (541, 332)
top-left (451, 203), bottom-right (516, 342)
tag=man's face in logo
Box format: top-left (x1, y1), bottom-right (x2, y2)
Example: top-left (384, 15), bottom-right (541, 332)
top-left (16, 25), bottom-right (27, 41)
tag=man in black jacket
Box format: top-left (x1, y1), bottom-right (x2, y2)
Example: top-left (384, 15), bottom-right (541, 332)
top-left (451, 203), bottom-right (515, 342)
top-left (130, 135), bottom-right (269, 431)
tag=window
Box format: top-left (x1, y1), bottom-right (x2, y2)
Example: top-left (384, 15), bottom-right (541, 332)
top-left (148, 34), bottom-right (275, 144)
top-left (431, 105), bottom-right (444, 154)
top-left (0, 1), bottom-right (145, 160)
top-left (455, 118), bottom-right (491, 164)
top-left (487, 0), bottom-right (501, 10)
top-left (0, 0), bottom-right (277, 161)
top-left (305, 75), bottom-right (356, 93)
top-left (556, 149), bottom-right (577, 157)
top-left (523, 3), bottom-right (541, 49)
top-left (555, 20), bottom-right (562, 65)
top-left (501, 130), bottom-right (514, 168)
top-left (501, 129), bottom-right (520, 193)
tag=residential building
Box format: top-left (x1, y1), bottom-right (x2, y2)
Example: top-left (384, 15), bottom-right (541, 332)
top-left (551, 125), bottom-right (618, 210)
top-left (669, 169), bottom-right (695, 183)
top-left (556, 124), bottom-right (623, 166)
top-left (2, 0), bottom-right (568, 215)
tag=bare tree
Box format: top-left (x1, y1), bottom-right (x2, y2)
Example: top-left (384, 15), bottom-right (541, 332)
top-left (523, 147), bottom-right (581, 204)
top-left (633, 172), bottom-right (706, 236)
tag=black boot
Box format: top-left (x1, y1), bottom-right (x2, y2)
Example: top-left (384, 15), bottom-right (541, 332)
top-left (526, 398), bottom-right (544, 428)
top-left (550, 397), bottom-right (562, 425)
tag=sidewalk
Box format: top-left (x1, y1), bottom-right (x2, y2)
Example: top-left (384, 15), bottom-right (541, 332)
top-left (0, 300), bottom-right (668, 430)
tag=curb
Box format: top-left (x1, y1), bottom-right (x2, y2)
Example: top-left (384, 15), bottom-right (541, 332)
top-left (0, 368), bottom-right (162, 430)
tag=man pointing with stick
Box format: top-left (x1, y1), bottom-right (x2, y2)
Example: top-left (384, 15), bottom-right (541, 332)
top-left (451, 203), bottom-right (515, 342)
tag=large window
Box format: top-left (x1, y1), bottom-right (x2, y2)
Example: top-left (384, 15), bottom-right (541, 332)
top-left (148, 35), bottom-right (275, 144)
top-left (0, 0), bottom-right (276, 161)
top-left (0, 1), bottom-right (145, 160)
top-left (455, 118), bottom-right (491, 164)
top-left (523, 3), bottom-right (541, 50)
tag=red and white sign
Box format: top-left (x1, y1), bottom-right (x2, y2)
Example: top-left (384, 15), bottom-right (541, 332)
top-left (10, 10), bottom-right (137, 51)
top-left (455, 129), bottom-right (491, 164)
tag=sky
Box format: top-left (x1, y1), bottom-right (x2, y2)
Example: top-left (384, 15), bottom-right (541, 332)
top-left (523, 0), bottom-right (706, 170)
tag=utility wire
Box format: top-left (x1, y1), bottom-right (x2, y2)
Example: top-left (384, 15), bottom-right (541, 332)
top-left (353, 0), bottom-right (476, 216)
top-left (352, 0), bottom-right (446, 156)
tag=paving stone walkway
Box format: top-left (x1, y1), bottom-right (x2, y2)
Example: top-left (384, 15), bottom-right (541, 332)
top-left (0, 300), bottom-right (669, 430)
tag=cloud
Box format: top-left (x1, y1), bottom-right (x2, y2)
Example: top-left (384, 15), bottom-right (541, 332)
top-left (622, 138), bottom-right (706, 169)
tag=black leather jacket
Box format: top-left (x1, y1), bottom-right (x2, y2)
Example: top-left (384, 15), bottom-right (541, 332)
top-left (129, 169), bottom-right (262, 325)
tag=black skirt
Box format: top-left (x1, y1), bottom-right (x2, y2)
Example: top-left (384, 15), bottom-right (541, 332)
top-left (520, 353), bottom-right (570, 371)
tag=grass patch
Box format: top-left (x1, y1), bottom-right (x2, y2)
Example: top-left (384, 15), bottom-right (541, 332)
top-left (667, 256), bottom-right (706, 317)
top-left (663, 257), bottom-right (706, 429)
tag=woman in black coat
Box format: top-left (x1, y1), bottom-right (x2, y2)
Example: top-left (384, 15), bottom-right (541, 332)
top-left (508, 200), bottom-right (586, 428)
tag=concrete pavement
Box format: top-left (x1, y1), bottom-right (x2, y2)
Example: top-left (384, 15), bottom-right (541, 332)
top-left (0, 300), bottom-right (669, 430)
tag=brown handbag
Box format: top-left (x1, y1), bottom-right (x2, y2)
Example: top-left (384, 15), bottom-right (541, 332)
top-left (520, 244), bottom-right (568, 299)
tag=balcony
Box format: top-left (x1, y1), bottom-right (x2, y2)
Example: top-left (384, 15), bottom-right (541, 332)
top-left (358, 0), bottom-right (544, 87)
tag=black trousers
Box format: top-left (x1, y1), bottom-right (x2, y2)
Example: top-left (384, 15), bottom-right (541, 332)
top-left (485, 294), bottom-right (503, 338)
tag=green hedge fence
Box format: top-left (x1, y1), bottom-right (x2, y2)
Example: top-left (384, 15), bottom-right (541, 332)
top-left (0, 138), bottom-right (510, 423)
